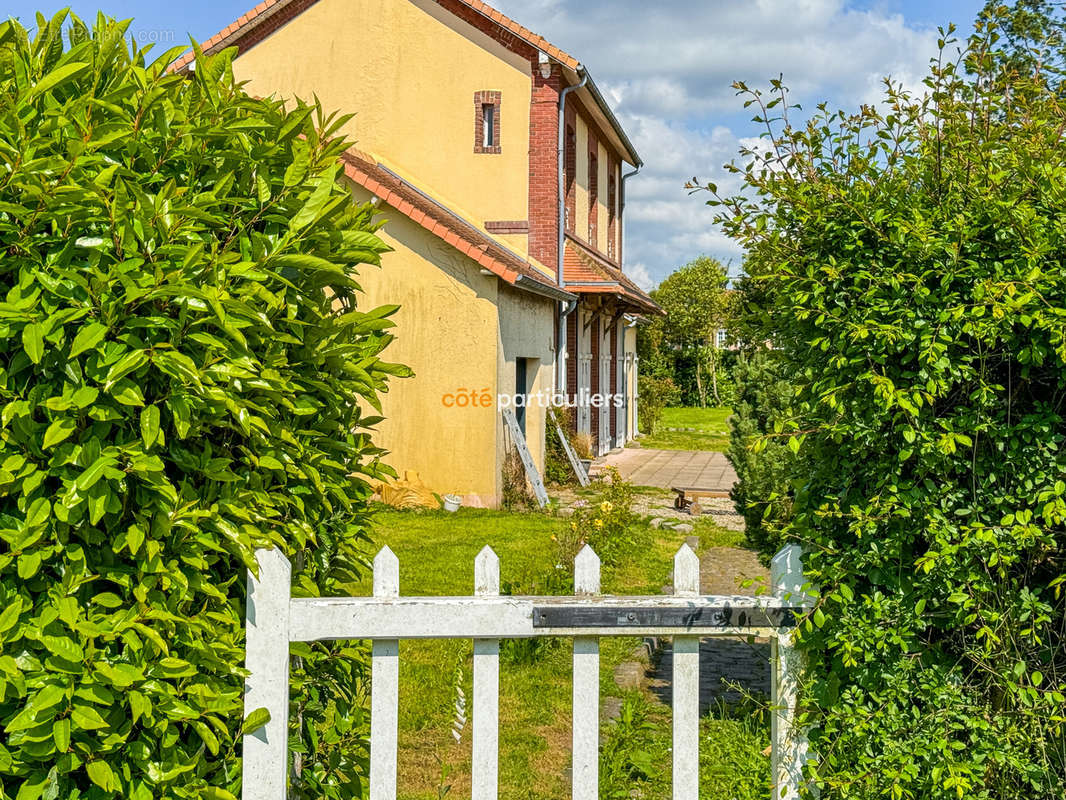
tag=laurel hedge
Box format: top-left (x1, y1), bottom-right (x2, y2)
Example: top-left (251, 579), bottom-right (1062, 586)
top-left (711, 19), bottom-right (1066, 800)
top-left (0, 13), bottom-right (408, 800)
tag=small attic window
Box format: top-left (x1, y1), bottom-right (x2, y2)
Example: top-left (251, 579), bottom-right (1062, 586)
top-left (482, 104), bottom-right (495, 147)
top-left (474, 91), bottom-right (501, 154)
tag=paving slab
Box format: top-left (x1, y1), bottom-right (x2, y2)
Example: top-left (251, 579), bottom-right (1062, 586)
top-left (594, 448), bottom-right (737, 492)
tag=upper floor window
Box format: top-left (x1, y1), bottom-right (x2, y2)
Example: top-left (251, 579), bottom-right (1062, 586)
top-left (474, 91), bottom-right (501, 154)
top-left (565, 125), bottom-right (576, 232)
top-left (482, 104), bottom-right (495, 147)
top-left (588, 151), bottom-right (598, 244)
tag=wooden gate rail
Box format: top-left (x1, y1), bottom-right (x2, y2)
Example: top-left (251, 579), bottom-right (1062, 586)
top-left (241, 543), bottom-right (816, 800)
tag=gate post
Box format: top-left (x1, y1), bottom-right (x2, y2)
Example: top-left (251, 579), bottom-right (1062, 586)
top-left (243, 548), bottom-right (292, 800)
top-left (770, 544), bottom-right (815, 799)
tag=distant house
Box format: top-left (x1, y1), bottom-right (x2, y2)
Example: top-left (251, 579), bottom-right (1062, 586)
top-left (176, 0), bottom-right (660, 507)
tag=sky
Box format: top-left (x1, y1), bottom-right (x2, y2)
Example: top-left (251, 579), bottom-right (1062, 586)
top-left (3, 0), bottom-right (987, 288)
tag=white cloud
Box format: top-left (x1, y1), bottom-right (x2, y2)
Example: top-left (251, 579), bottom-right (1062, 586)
top-left (491, 0), bottom-right (946, 284)
top-left (627, 262), bottom-right (655, 292)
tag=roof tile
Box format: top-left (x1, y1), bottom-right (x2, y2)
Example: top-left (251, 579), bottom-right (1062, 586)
top-left (339, 149), bottom-right (564, 294)
top-left (563, 239), bottom-right (660, 314)
top-left (170, 0), bottom-right (582, 73)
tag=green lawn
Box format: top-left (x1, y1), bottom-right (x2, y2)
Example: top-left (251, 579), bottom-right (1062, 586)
top-left (347, 504), bottom-right (768, 800)
top-left (637, 406), bottom-right (733, 451)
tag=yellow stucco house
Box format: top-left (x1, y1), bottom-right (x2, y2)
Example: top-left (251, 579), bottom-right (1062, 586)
top-left (177, 0), bottom-right (660, 507)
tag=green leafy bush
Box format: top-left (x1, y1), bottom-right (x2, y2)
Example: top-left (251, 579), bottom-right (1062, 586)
top-left (0, 14), bottom-right (408, 800)
top-left (637, 375), bottom-right (680, 435)
top-left (707, 16), bottom-right (1066, 800)
top-left (727, 349), bottom-right (798, 560)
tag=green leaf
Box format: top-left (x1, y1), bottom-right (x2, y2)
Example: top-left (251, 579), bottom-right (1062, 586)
top-left (290, 165), bottom-right (338, 231)
top-left (24, 497), bottom-right (51, 528)
top-left (17, 551), bottom-right (42, 580)
top-left (0, 597), bottom-right (22, 634)
top-left (27, 61), bottom-right (89, 99)
top-left (42, 635), bottom-right (83, 663)
top-left (104, 350), bottom-right (148, 387)
top-left (68, 322), bottom-right (107, 358)
top-left (168, 395), bottom-right (191, 438)
top-left (42, 418), bottom-right (76, 449)
top-left (110, 379), bottom-right (146, 407)
top-left (241, 706), bottom-right (271, 736)
top-left (75, 456), bottom-right (117, 492)
top-left (71, 386), bottom-right (99, 408)
top-left (53, 718), bottom-right (70, 752)
top-left (95, 661), bottom-right (144, 687)
top-left (86, 760), bottom-right (116, 791)
top-left (14, 774), bottom-right (48, 800)
top-left (70, 704), bottom-right (108, 730)
top-left (140, 405), bottom-right (160, 449)
top-left (22, 322), bottom-right (45, 364)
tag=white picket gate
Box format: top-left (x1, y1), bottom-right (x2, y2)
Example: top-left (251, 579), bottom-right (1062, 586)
top-left (240, 543), bottom-right (815, 800)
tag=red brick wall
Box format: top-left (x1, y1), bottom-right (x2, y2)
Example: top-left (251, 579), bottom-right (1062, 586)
top-left (528, 69), bottom-right (563, 270)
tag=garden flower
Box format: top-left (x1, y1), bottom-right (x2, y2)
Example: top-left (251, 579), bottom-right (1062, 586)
top-left (600, 501), bottom-right (613, 513)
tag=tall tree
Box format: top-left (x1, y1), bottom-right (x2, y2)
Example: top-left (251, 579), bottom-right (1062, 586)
top-left (650, 256), bottom-right (732, 406)
top-left (980, 1), bottom-right (1066, 79)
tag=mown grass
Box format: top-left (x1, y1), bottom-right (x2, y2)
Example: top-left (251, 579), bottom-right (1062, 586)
top-left (637, 406), bottom-right (733, 451)
top-left (347, 505), bottom-right (768, 799)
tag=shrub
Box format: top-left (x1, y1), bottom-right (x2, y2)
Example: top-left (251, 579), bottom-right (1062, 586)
top-left (572, 431), bottom-right (594, 459)
top-left (0, 15), bottom-right (408, 800)
top-left (727, 349), bottom-right (798, 560)
top-left (501, 445), bottom-right (536, 510)
top-left (637, 375), bottom-right (680, 435)
top-left (706, 16), bottom-right (1066, 799)
top-left (556, 468), bottom-right (640, 569)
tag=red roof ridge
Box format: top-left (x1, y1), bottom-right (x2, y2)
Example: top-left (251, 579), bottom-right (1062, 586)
top-left (339, 149), bottom-right (570, 301)
top-left (563, 236), bottom-right (661, 315)
top-left (171, 0), bottom-right (579, 73)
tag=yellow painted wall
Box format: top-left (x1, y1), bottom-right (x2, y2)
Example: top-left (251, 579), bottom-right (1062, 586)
top-left (496, 285), bottom-right (556, 491)
top-left (596, 141), bottom-right (609, 254)
top-left (612, 161), bottom-right (622, 260)
top-left (575, 116), bottom-right (589, 243)
top-left (232, 0), bottom-right (531, 251)
top-left (347, 185), bottom-right (502, 505)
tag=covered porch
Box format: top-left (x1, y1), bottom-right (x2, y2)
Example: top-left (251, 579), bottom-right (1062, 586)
top-left (559, 237), bottom-right (661, 456)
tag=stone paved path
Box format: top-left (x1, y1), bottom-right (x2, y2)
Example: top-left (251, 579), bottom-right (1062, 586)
top-left (594, 448), bottom-right (736, 491)
top-left (648, 546), bottom-right (772, 711)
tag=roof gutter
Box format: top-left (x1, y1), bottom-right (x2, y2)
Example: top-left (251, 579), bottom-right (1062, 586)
top-left (578, 67), bottom-right (642, 168)
top-left (621, 163), bottom-right (640, 269)
top-left (515, 274), bottom-right (577, 304)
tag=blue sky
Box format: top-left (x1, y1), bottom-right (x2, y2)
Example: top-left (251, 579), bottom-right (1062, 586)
top-left (3, 0), bottom-right (987, 287)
